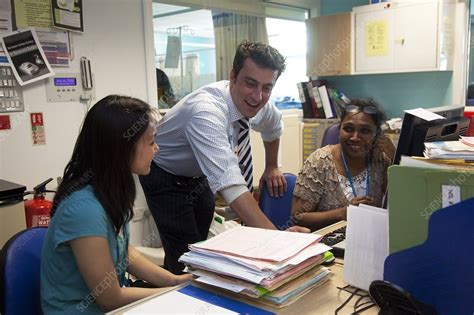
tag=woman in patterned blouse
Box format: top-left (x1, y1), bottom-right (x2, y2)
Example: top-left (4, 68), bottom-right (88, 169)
top-left (291, 99), bottom-right (394, 231)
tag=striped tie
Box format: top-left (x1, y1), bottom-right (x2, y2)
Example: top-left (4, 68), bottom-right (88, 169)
top-left (237, 118), bottom-right (254, 193)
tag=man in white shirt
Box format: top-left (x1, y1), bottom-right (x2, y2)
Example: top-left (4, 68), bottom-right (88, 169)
top-left (140, 41), bottom-right (303, 274)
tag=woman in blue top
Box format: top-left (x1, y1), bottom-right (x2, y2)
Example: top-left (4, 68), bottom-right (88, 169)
top-left (41, 95), bottom-right (192, 314)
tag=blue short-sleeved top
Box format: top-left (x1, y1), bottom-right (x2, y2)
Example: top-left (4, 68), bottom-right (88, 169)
top-left (41, 185), bottom-right (129, 315)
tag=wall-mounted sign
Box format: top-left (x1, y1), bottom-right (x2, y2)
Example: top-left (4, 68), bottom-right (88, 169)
top-left (30, 112), bottom-right (46, 145)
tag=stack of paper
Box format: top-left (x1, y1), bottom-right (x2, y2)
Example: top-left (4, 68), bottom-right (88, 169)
top-left (424, 140), bottom-right (474, 159)
top-left (179, 226), bottom-right (332, 308)
top-left (400, 156), bottom-right (474, 170)
top-left (460, 136), bottom-right (474, 147)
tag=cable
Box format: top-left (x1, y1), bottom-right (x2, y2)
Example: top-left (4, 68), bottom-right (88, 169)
top-left (354, 293), bottom-right (371, 307)
top-left (335, 287), bottom-right (359, 315)
top-left (337, 285), bottom-right (367, 297)
top-left (354, 302), bottom-right (376, 314)
top-left (334, 260), bottom-right (345, 267)
top-left (353, 295), bottom-right (375, 314)
top-left (355, 299), bottom-right (373, 309)
top-left (335, 285), bottom-right (376, 314)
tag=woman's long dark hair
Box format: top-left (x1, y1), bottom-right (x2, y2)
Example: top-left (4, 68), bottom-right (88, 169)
top-left (52, 95), bottom-right (153, 234)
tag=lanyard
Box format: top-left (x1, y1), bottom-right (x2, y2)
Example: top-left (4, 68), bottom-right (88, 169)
top-left (340, 148), bottom-right (370, 197)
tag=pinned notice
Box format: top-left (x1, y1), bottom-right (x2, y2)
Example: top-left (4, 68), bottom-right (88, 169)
top-left (365, 20), bottom-right (388, 57)
top-left (30, 112), bottom-right (46, 145)
top-left (1, 29), bottom-right (54, 86)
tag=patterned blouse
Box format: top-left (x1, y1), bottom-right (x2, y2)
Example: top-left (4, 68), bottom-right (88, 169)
top-left (293, 145), bottom-right (392, 213)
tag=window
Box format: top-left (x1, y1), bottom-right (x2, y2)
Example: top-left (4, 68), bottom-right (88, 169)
top-left (266, 18), bottom-right (307, 105)
top-left (153, 4), bottom-right (216, 107)
top-left (152, 3), bottom-right (307, 108)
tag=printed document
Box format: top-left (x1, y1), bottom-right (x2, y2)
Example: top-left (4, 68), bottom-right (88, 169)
top-left (190, 226), bottom-right (320, 262)
top-left (124, 290), bottom-right (237, 314)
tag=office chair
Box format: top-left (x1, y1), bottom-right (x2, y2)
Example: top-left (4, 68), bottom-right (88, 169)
top-left (321, 123), bottom-right (340, 147)
top-left (369, 280), bottom-right (437, 315)
top-left (383, 197), bottom-right (474, 315)
top-left (0, 227), bottom-right (47, 315)
top-left (259, 173), bottom-right (297, 230)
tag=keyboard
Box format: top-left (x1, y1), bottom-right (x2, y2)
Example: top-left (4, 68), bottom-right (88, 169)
top-left (316, 221), bottom-right (346, 258)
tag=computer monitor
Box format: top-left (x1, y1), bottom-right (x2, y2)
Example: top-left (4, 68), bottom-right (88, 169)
top-left (393, 104), bottom-right (470, 165)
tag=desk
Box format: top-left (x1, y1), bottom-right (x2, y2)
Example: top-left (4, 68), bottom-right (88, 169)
top-left (109, 260), bottom-right (378, 315)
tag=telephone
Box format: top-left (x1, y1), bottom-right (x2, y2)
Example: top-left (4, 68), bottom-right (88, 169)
top-left (45, 56), bottom-right (95, 102)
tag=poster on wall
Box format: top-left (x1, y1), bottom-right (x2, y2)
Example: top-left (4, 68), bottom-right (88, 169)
top-left (14, 0), bottom-right (53, 30)
top-left (52, 0), bottom-right (84, 32)
top-left (1, 28), bottom-right (54, 86)
top-left (0, 0), bottom-right (13, 64)
top-left (37, 30), bottom-right (70, 66)
top-left (364, 20), bottom-right (388, 57)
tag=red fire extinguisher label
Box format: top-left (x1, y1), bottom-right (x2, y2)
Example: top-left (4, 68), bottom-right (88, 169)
top-left (32, 214), bottom-right (50, 227)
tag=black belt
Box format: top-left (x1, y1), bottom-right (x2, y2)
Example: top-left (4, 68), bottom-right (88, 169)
top-left (154, 163), bottom-right (206, 184)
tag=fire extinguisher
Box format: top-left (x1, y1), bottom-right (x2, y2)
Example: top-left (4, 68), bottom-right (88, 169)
top-left (24, 178), bottom-right (55, 228)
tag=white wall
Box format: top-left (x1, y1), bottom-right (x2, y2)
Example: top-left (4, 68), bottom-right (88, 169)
top-left (0, 0), bottom-right (153, 193)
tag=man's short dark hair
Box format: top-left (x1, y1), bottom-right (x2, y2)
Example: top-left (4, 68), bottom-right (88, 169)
top-left (232, 40), bottom-right (286, 79)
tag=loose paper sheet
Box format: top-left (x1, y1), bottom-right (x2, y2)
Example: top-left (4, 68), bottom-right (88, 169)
top-left (124, 290), bottom-right (237, 314)
top-left (343, 205), bottom-right (388, 291)
top-left (190, 226), bottom-right (320, 262)
top-left (405, 108), bottom-right (445, 121)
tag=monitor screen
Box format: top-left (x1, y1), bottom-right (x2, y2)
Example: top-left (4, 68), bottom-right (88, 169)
top-left (393, 104), bottom-right (470, 164)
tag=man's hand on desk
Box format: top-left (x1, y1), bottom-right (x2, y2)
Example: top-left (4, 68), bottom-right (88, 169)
top-left (286, 225), bottom-right (311, 233)
top-left (259, 166), bottom-right (287, 197)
